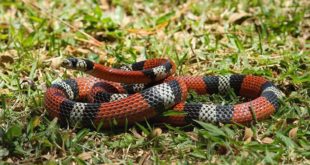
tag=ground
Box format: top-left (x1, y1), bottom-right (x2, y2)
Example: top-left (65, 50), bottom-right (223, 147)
top-left (0, 0), bottom-right (309, 164)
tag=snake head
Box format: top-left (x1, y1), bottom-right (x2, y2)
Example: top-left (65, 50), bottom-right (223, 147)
top-left (61, 58), bottom-right (94, 71)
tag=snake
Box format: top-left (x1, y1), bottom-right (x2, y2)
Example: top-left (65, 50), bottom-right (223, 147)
top-left (44, 58), bottom-right (284, 127)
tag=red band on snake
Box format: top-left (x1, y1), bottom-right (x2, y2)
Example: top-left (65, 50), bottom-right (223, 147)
top-left (44, 58), bottom-right (284, 127)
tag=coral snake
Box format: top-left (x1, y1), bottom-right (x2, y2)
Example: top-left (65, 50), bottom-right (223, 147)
top-left (44, 58), bottom-right (284, 127)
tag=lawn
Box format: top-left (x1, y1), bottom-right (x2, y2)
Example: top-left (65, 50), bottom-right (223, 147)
top-left (0, 0), bottom-right (309, 164)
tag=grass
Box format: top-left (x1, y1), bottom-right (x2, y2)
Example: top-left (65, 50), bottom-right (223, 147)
top-left (0, 0), bottom-right (309, 164)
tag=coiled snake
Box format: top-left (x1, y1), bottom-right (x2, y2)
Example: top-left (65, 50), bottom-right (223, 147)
top-left (44, 58), bottom-right (284, 127)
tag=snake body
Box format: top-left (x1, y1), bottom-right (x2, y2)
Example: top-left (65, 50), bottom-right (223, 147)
top-left (44, 58), bottom-right (284, 127)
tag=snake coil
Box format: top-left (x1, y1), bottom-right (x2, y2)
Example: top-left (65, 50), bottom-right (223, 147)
top-left (44, 58), bottom-right (284, 127)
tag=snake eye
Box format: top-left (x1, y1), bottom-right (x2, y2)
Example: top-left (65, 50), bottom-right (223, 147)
top-left (62, 59), bottom-right (73, 68)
